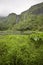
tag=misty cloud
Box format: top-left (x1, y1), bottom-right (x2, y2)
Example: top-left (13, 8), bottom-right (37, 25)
top-left (0, 0), bottom-right (43, 16)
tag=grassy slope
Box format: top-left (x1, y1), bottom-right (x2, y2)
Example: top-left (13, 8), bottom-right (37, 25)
top-left (0, 33), bottom-right (43, 65)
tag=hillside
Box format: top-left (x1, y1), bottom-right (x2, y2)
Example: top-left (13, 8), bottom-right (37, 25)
top-left (13, 2), bottom-right (43, 32)
top-left (0, 2), bottom-right (43, 34)
top-left (29, 2), bottom-right (43, 14)
top-left (0, 13), bottom-right (17, 31)
top-left (23, 2), bottom-right (43, 15)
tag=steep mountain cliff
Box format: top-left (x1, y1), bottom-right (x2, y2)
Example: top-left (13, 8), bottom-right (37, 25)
top-left (0, 2), bottom-right (43, 33)
top-left (13, 2), bottom-right (43, 32)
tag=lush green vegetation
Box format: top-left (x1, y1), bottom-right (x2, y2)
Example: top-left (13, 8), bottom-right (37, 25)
top-left (0, 14), bottom-right (43, 33)
top-left (13, 14), bottom-right (43, 31)
top-left (0, 33), bottom-right (43, 65)
top-left (0, 13), bottom-right (16, 31)
top-left (0, 2), bottom-right (43, 33)
top-left (0, 2), bottom-right (43, 65)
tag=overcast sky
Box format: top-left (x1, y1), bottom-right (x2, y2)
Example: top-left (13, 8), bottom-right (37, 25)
top-left (0, 0), bottom-right (43, 16)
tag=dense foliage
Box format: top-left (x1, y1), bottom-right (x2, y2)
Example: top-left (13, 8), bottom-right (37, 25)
top-left (0, 33), bottom-right (43, 65)
top-left (13, 14), bottom-right (43, 31)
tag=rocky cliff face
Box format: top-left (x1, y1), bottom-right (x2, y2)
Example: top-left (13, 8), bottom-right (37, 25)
top-left (0, 2), bottom-right (43, 32)
top-left (28, 2), bottom-right (43, 14)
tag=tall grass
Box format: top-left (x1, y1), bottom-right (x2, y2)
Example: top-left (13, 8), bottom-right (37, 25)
top-left (0, 33), bottom-right (43, 65)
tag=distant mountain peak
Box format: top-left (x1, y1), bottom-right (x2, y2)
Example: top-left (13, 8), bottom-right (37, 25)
top-left (28, 2), bottom-right (43, 14)
top-left (8, 13), bottom-right (17, 16)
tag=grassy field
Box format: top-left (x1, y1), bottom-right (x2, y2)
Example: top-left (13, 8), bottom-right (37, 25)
top-left (0, 33), bottom-right (43, 65)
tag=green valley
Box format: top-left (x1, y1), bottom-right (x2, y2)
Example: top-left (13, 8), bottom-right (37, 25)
top-left (0, 2), bottom-right (43, 65)
top-left (0, 2), bottom-right (43, 34)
